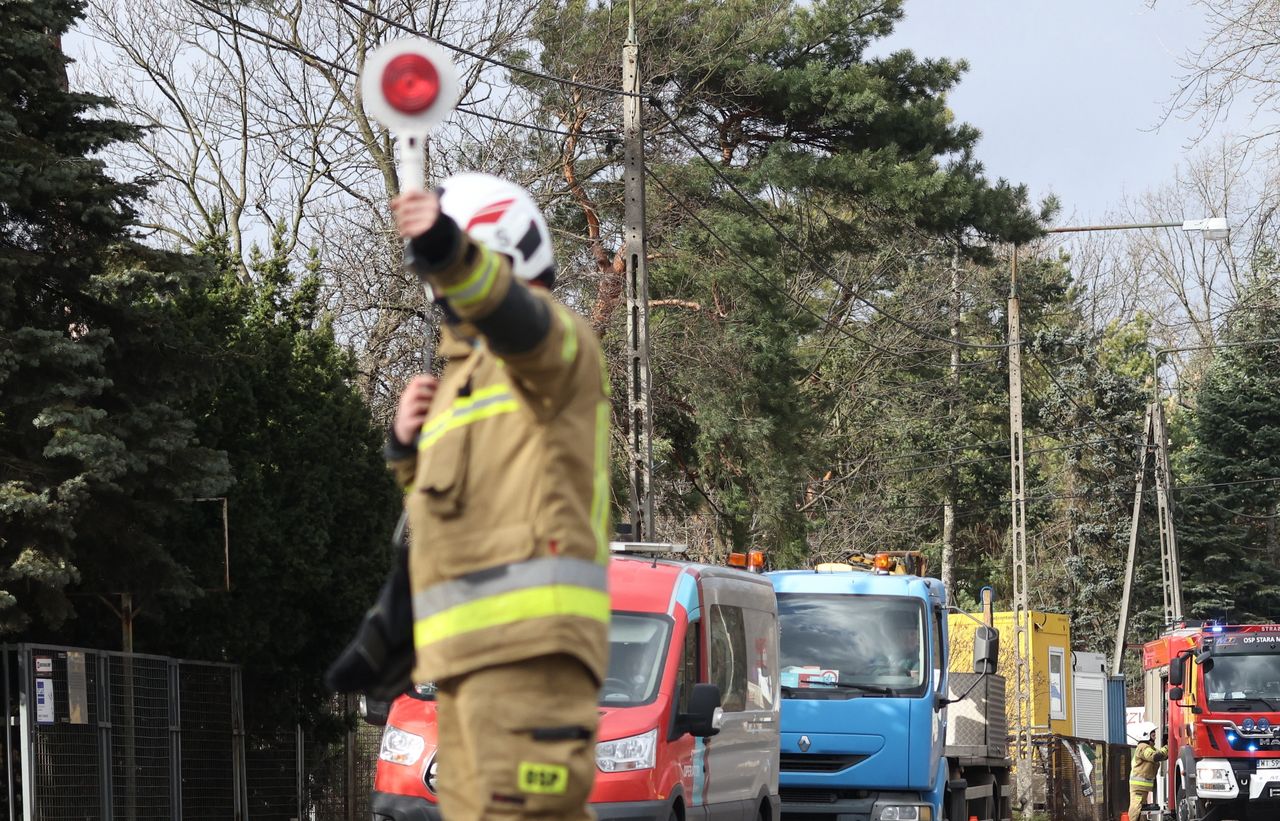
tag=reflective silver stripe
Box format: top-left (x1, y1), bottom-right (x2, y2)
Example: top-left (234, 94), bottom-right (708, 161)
top-left (413, 556), bottom-right (608, 620)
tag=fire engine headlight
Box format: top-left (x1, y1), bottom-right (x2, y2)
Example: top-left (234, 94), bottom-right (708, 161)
top-left (379, 726), bottom-right (426, 766)
top-left (596, 728), bottom-right (656, 772)
top-left (1196, 759), bottom-right (1239, 798)
top-left (877, 805), bottom-right (933, 821)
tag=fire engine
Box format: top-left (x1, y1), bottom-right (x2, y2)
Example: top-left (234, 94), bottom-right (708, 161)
top-left (1142, 622), bottom-right (1280, 821)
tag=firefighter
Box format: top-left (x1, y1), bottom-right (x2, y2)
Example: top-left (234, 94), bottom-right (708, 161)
top-left (1128, 721), bottom-right (1168, 820)
top-left (327, 173), bottom-right (610, 821)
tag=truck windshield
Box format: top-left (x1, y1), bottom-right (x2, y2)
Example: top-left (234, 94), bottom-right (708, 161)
top-left (1205, 654), bottom-right (1280, 710)
top-left (776, 593), bottom-right (927, 697)
top-left (600, 612), bottom-right (672, 707)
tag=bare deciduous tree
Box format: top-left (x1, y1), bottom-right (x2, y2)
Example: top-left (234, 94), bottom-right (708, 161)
top-left (73, 0), bottom-right (541, 416)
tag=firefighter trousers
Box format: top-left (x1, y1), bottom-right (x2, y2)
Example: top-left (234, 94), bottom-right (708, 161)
top-left (1128, 787), bottom-right (1151, 820)
top-left (436, 653), bottom-right (600, 821)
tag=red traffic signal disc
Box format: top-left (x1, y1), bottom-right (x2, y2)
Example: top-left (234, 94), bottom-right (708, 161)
top-left (381, 54), bottom-right (440, 115)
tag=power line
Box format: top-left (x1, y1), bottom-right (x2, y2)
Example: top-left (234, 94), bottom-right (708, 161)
top-left (330, 0), bottom-right (640, 98)
top-left (186, 0), bottom-right (617, 142)
top-left (1026, 347), bottom-right (1143, 446)
top-left (651, 103), bottom-right (1015, 352)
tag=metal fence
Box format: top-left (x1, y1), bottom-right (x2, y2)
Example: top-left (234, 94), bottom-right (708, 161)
top-left (1, 644), bottom-right (244, 821)
top-left (1037, 734), bottom-right (1130, 821)
top-left (242, 711), bottom-right (382, 821)
top-left (1, 645), bottom-right (384, 821)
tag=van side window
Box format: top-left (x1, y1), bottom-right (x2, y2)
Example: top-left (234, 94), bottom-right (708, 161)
top-left (743, 609), bottom-right (778, 709)
top-left (677, 620), bottom-right (700, 715)
top-left (709, 605), bottom-right (748, 712)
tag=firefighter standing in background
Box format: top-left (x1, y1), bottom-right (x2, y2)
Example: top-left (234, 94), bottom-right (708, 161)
top-left (1128, 721), bottom-right (1168, 820)
top-left (328, 173), bottom-right (611, 821)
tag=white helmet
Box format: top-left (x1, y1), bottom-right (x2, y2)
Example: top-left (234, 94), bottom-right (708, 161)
top-left (1128, 721), bottom-right (1158, 744)
top-left (437, 173), bottom-right (555, 287)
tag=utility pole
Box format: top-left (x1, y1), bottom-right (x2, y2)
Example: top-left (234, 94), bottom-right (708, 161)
top-left (1112, 406), bottom-right (1154, 676)
top-left (942, 247), bottom-right (960, 597)
top-left (622, 0), bottom-right (654, 542)
top-left (1007, 246), bottom-right (1032, 816)
top-left (1153, 403), bottom-right (1183, 623)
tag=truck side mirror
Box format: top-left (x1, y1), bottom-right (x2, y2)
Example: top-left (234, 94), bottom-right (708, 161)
top-left (1168, 655), bottom-right (1184, 687)
top-left (683, 683), bottom-right (723, 738)
top-left (360, 695), bottom-right (391, 727)
top-left (973, 625), bottom-right (999, 675)
top-left (1169, 686), bottom-right (1184, 702)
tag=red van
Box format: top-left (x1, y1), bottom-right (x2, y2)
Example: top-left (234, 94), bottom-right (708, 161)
top-left (368, 546), bottom-right (781, 821)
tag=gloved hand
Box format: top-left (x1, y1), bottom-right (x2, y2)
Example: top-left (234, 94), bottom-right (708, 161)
top-left (325, 516), bottom-right (415, 701)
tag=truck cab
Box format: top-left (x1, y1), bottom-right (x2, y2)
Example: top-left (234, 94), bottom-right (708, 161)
top-left (767, 555), bottom-right (1010, 821)
top-left (1144, 622), bottom-right (1280, 821)
top-left (767, 561), bottom-right (950, 821)
top-left (369, 547), bottom-right (782, 821)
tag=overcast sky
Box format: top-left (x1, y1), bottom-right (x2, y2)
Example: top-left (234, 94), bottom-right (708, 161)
top-left (876, 0), bottom-right (1227, 223)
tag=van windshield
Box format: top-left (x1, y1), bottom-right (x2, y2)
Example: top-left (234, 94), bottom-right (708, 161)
top-left (600, 613), bottom-right (672, 707)
top-left (776, 593), bottom-right (927, 698)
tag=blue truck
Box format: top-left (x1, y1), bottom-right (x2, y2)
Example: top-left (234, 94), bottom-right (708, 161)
top-left (766, 555), bottom-right (1012, 821)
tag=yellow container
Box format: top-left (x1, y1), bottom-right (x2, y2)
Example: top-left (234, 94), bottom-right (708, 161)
top-left (948, 610), bottom-right (1073, 735)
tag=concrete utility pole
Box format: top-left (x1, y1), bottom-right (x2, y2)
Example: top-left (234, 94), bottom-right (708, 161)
top-left (941, 248), bottom-right (961, 597)
top-left (1112, 406), bottom-right (1154, 676)
top-left (1153, 403), bottom-right (1184, 624)
top-left (622, 1), bottom-right (655, 542)
top-left (1007, 247), bottom-right (1032, 816)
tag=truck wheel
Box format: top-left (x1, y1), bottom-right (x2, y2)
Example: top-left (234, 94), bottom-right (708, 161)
top-left (1175, 772), bottom-right (1204, 821)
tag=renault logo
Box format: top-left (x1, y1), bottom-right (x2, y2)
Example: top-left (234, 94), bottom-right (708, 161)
top-left (798, 735), bottom-right (811, 752)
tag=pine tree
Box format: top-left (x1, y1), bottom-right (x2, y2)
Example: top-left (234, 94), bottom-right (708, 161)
top-left (0, 0), bottom-right (229, 631)
top-left (1177, 277), bottom-right (1280, 622)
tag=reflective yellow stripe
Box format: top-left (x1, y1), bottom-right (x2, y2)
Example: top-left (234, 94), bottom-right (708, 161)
top-left (591, 401), bottom-right (610, 563)
top-left (441, 246), bottom-right (500, 307)
top-left (414, 585), bottom-right (610, 648)
top-left (1130, 778), bottom-right (1154, 788)
top-left (556, 305), bottom-right (578, 363)
top-left (418, 384), bottom-right (518, 451)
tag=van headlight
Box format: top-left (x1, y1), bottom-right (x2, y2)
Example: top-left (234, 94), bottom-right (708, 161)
top-left (379, 726), bottom-right (426, 766)
top-left (596, 728), bottom-right (656, 772)
top-left (878, 805), bottom-right (932, 821)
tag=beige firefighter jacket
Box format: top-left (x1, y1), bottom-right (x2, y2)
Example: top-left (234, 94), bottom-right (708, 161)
top-left (388, 230), bottom-right (611, 685)
top-left (1130, 740), bottom-right (1168, 789)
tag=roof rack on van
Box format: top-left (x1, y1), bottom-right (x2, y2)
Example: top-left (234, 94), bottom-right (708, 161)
top-left (609, 541), bottom-right (688, 555)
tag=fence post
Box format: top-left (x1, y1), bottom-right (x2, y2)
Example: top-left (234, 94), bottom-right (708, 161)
top-left (97, 652), bottom-right (114, 821)
top-left (17, 646), bottom-right (33, 821)
top-left (3, 646), bottom-right (14, 821)
top-left (296, 723), bottom-right (305, 821)
top-left (168, 660), bottom-right (182, 821)
top-left (231, 666), bottom-right (247, 821)
top-left (346, 694), bottom-right (357, 821)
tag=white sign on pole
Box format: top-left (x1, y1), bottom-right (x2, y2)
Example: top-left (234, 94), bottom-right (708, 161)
top-left (35, 656), bottom-right (52, 674)
top-left (35, 678), bottom-right (55, 724)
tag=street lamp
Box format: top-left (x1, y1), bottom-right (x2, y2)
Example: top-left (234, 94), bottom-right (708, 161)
top-left (1044, 216), bottom-right (1231, 240)
top-left (1004, 214), bottom-right (1228, 816)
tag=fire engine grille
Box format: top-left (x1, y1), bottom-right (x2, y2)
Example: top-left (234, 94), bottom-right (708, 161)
top-left (779, 753), bottom-right (868, 772)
